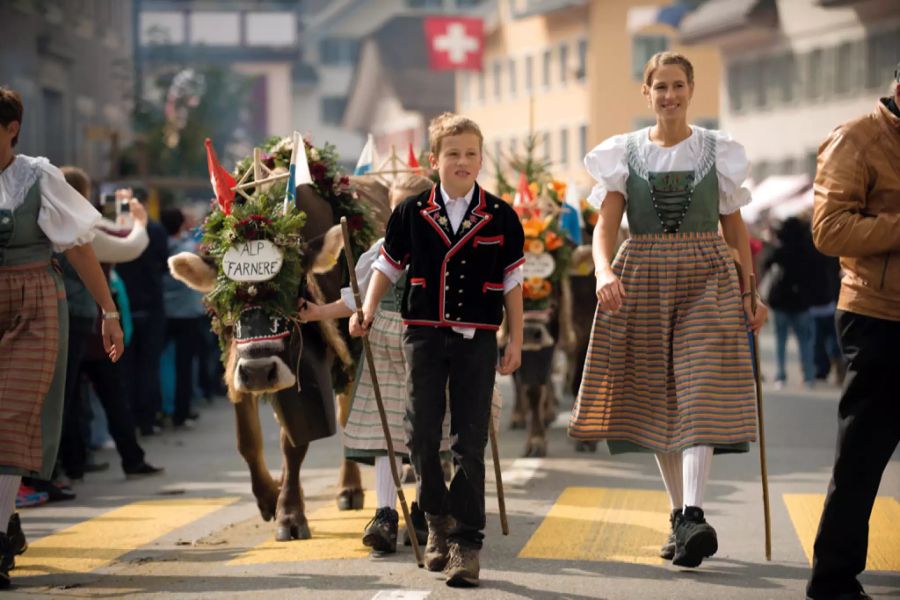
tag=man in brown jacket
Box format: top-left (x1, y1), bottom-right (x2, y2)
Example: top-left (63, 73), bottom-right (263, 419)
top-left (806, 65), bottom-right (900, 600)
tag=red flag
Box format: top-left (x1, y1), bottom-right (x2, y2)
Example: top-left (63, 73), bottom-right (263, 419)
top-left (204, 138), bottom-right (236, 215)
top-left (424, 17), bottom-right (483, 71)
top-left (407, 143), bottom-right (420, 170)
top-left (513, 172), bottom-right (538, 217)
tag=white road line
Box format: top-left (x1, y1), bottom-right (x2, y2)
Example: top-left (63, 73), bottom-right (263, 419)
top-left (503, 457), bottom-right (544, 487)
top-left (370, 591), bottom-right (430, 600)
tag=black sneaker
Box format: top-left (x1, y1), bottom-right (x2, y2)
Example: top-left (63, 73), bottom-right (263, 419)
top-left (672, 506), bottom-right (718, 568)
top-left (362, 507), bottom-right (398, 554)
top-left (124, 463), bottom-right (165, 480)
top-left (402, 501), bottom-right (428, 547)
top-left (7, 513), bottom-right (27, 569)
top-left (659, 508), bottom-right (682, 560)
top-left (0, 533), bottom-right (13, 589)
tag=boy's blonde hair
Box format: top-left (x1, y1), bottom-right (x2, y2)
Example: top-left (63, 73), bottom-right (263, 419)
top-left (428, 112), bottom-right (484, 156)
top-left (642, 51), bottom-right (695, 87)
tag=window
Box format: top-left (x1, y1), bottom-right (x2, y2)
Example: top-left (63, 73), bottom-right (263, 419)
top-left (508, 58), bottom-right (517, 97)
top-left (747, 59), bottom-right (764, 109)
top-left (321, 96), bottom-right (347, 124)
top-left (509, 137), bottom-right (518, 157)
top-left (542, 49), bottom-right (551, 88)
top-left (834, 42), bottom-right (853, 95)
top-left (542, 131), bottom-right (551, 161)
top-left (694, 118), bottom-right (719, 130)
top-left (478, 69), bottom-right (485, 101)
top-left (407, 0), bottom-right (444, 7)
top-left (493, 140), bottom-right (502, 164)
top-left (728, 63), bottom-right (744, 112)
top-left (559, 128), bottom-right (569, 165)
top-left (578, 124), bottom-right (588, 160)
top-left (559, 43), bottom-right (569, 85)
top-left (576, 38), bottom-right (587, 81)
top-left (524, 55), bottom-right (533, 93)
top-left (320, 38), bottom-right (359, 65)
top-left (42, 88), bottom-right (65, 165)
top-left (493, 60), bottom-right (502, 100)
top-left (807, 48), bottom-right (824, 99)
top-left (632, 35), bottom-right (668, 81)
top-left (866, 28), bottom-right (900, 90)
top-left (804, 150), bottom-right (817, 178)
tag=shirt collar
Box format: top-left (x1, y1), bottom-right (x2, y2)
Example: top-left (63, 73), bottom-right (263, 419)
top-left (439, 183), bottom-right (476, 206)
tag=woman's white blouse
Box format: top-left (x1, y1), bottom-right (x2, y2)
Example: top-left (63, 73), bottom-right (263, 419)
top-left (0, 154), bottom-right (101, 251)
top-left (584, 126), bottom-right (752, 215)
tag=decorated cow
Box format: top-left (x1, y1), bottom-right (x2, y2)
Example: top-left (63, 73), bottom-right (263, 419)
top-left (169, 134), bottom-right (381, 540)
top-left (495, 145), bottom-right (574, 458)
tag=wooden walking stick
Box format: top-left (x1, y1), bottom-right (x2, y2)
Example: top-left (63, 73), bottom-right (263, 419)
top-left (488, 417), bottom-right (509, 535)
top-left (750, 274), bottom-right (772, 560)
top-left (340, 217), bottom-right (423, 568)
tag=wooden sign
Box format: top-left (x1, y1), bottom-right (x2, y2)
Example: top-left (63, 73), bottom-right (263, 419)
top-left (222, 240), bottom-right (284, 282)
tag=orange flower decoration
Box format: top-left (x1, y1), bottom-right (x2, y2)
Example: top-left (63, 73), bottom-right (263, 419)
top-left (544, 231), bottom-right (564, 251)
top-left (522, 216), bottom-right (546, 238)
top-left (524, 277), bottom-right (552, 300)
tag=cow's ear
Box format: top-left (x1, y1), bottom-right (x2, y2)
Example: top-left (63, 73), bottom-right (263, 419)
top-left (310, 224), bottom-right (344, 274)
top-left (168, 252), bottom-right (217, 293)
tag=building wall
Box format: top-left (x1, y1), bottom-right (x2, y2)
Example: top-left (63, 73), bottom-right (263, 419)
top-left (710, 0), bottom-right (900, 180)
top-left (0, 0), bottom-right (134, 180)
top-left (459, 0), bottom-right (721, 193)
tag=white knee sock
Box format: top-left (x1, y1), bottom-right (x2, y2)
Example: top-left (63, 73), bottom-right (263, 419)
top-left (374, 456), bottom-right (401, 509)
top-left (0, 475), bottom-right (21, 534)
top-left (683, 445), bottom-right (714, 508)
top-left (655, 452), bottom-right (683, 511)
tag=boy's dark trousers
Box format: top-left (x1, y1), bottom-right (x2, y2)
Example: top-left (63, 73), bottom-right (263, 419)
top-left (807, 310), bottom-right (900, 598)
top-left (403, 326), bottom-right (497, 550)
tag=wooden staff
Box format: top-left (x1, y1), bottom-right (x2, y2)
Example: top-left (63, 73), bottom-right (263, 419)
top-left (750, 274), bottom-right (772, 560)
top-left (340, 217), bottom-right (423, 568)
top-left (488, 418), bottom-right (509, 535)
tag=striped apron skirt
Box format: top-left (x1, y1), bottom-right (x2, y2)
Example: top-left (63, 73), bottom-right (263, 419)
top-left (344, 309), bottom-right (502, 463)
top-left (0, 261), bottom-right (68, 477)
top-left (569, 232), bottom-right (757, 454)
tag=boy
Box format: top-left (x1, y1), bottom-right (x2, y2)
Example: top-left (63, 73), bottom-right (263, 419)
top-left (356, 113), bottom-right (524, 587)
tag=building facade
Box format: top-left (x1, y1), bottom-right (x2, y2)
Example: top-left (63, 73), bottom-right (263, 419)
top-left (0, 0), bottom-right (134, 180)
top-left (680, 0), bottom-right (900, 182)
top-left (457, 0), bottom-right (721, 190)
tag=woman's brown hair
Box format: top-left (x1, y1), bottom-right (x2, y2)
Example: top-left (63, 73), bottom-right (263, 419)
top-left (0, 86), bottom-right (24, 147)
top-left (642, 52), bottom-right (695, 87)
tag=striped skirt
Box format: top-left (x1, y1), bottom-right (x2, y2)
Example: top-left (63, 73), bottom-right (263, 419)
top-left (0, 263), bottom-right (64, 476)
top-left (569, 232), bottom-right (757, 453)
top-left (344, 310), bottom-right (502, 463)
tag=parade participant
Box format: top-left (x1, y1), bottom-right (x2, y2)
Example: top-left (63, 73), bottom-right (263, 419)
top-left (0, 86), bottom-right (125, 589)
top-left (299, 173), bottom-right (436, 554)
top-left (357, 112), bottom-right (524, 587)
top-left (569, 52), bottom-right (766, 569)
top-left (805, 63), bottom-right (900, 600)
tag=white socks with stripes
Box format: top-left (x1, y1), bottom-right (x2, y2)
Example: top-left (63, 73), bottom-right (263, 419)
top-left (655, 452), bottom-right (683, 510)
top-left (374, 456), bottom-right (401, 509)
top-left (655, 445), bottom-right (713, 510)
top-left (0, 475), bottom-right (20, 534)
top-left (683, 445), bottom-right (713, 508)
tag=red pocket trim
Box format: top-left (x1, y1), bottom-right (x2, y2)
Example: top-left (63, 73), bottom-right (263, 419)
top-left (482, 282), bottom-right (504, 293)
top-left (410, 277), bottom-right (426, 288)
top-left (473, 234), bottom-right (504, 247)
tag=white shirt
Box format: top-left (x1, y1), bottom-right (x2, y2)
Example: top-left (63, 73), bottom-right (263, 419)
top-left (0, 154), bottom-right (100, 251)
top-left (584, 126), bottom-right (753, 215)
top-left (372, 184), bottom-right (523, 338)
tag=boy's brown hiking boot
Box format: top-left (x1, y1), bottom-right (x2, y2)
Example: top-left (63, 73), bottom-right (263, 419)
top-left (423, 513), bottom-right (454, 572)
top-left (444, 541), bottom-right (480, 587)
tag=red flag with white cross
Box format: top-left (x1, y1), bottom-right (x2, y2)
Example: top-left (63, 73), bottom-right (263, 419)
top-left (423, 16), bottom-right (483, 71)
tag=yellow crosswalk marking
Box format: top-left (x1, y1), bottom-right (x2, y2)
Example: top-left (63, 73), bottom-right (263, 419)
top-left (519, 487), bottom-right (670, 564)
top-left (15, 497), bottom-right (239, 576)
top-left (231, 489), bottom-right (416, 564)
top-left (784, 494), bottom-right (900, 571)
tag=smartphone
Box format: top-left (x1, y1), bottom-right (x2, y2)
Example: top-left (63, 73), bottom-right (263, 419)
top-left (101, 193), bottom-right (117, 221)
top-left (117, 196), bottom-right (133, 228)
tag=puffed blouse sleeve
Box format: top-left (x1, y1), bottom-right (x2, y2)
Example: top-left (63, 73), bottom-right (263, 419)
top-left (715, 131), bottom-right (753, 215)
top-left (37, 160), bottom-right (101, 251)
top-left (583, 134), bottom-right (630, 208)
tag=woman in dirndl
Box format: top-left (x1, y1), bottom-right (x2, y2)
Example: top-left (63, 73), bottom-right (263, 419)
top-left (569, 53), bottom-right (767, 569)
top-left (0, 87), bottom-right (124, 588)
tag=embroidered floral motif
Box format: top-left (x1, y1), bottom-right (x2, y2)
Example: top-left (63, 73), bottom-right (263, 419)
top-left (437, 215), bottom-right (449, 227)
top-left (461, 220), bottom-right (472, 230)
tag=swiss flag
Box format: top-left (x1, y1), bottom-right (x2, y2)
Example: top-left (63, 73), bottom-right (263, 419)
top-left (424, 17), bottom-right (483, 71)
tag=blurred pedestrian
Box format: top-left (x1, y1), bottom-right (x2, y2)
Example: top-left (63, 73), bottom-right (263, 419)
top-left (0, 86), bottom-right (124, 589)
top-left (762, 216), bottom-right (817, 388)
top-left (805, 64), bottom-right (900, 600)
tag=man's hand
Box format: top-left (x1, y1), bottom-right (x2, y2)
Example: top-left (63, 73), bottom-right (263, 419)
top-left (497, 340), bottom-right (521, 375)
top-left (349, 308), bottom-right (374, 337)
